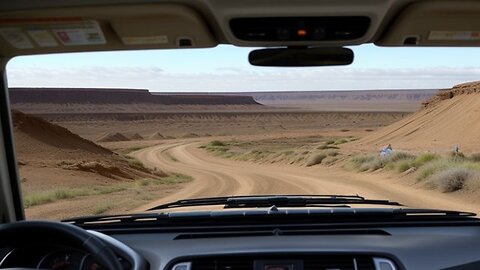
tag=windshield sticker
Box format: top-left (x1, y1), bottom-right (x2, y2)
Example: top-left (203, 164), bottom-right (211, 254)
top-left (428, 31), bottom-right (480, 41)
top-left (27, 29), bottom-right (58, 47)
top-left (51, 20), bottom-right (106, 46)
top-left (0, 28), bottom-right (33, 49)
top-left (121, 35), bottom-right (169, 45)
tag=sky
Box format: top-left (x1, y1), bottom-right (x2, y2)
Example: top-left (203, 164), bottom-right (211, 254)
top-left (6, 44), bottom-right (480, 92)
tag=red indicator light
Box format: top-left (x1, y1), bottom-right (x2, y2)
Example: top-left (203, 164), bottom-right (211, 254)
top-left (297, 29), bottom-right (307, 36)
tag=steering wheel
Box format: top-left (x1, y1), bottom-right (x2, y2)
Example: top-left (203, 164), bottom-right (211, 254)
top-left (0, 220), bottom-right (123, 270)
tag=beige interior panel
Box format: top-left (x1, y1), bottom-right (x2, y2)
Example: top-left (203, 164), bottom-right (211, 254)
top-left (377, 0), bottom-right (480, 46)
top-left (0, 4), bottom-right (217, 57)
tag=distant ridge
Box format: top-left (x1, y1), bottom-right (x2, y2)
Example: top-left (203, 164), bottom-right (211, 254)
top-left (8, 88), bottom-right (261, 105)
top-left (219, 89), bottom-right (438, 104)
top-left (157, 89), bottom-right (439, 112)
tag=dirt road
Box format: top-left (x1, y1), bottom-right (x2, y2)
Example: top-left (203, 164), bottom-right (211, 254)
top-left (133, 140), bottom-right (480, 214)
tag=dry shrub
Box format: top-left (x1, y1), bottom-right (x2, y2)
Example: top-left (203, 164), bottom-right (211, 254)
top-left (428, 168), bottom-right (471, 192)
top-left (306, 153), bottom-right (327, 167)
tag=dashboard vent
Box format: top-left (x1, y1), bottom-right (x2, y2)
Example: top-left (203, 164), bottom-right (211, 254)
top-left (174, 230), bottom-right (390, 240)
top-left (171, 254), bottom-right (395, 270)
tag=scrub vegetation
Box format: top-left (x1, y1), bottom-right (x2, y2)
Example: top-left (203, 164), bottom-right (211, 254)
top-left (346, 151), bottom-right (480, 193)
top-left (201, 136), bottom-right (356, 167)
top-left (24, 173), bottom-right (192, 208)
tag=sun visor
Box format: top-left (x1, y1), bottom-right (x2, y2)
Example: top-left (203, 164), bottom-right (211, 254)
top-left (110, 8), bottom-right (216, 48)
top-left (0, 4), bottom-right (217, 57)
top-left (376, 0), bottom-right (480, 46)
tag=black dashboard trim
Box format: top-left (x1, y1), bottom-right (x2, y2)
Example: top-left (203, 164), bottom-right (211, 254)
top-left (172, 228), bottom-right (391, 240)
top-left (163, 252), bottom-right (406, 270)
top-left (442, 260), bottom-right (480, 270)
top-left (85, 220), bottom-right (480, 235)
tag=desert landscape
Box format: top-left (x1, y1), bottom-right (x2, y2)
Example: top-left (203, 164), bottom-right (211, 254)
top-left (11, 83), bottom-right (480, 219)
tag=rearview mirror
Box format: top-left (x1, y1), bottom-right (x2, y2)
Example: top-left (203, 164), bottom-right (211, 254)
top-left (248, 47), bottom-right (353, 67)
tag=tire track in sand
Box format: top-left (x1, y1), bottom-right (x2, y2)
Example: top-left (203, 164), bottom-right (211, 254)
top-left (133, 140), bottom-right (480, 214)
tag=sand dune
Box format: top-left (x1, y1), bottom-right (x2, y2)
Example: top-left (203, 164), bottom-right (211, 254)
top-left (129, 133), bottom-right (144, 140)
top-left (97, 132), bottom-right (130, 142)
top-left (355, 81), bottom-right (480, 153)
top-left (12, 111), bottom-right (164, 197)
top-left (12, 110), bottom-right (111, 155)
top-left (148, 132), bottom-right (165, 140)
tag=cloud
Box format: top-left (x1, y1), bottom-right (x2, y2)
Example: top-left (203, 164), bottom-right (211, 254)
top-left (6, 65), bottom-right (480, 92)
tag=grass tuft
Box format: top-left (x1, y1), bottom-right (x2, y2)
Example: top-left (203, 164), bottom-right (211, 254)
top-left (24, 173), bottom-right (192, 208)
top-left (417, 159), bottom-right (452, 181)
top-left (91, 203), bottom-right (114, 215)
top-left (414, 153), bottom-right (439, 166)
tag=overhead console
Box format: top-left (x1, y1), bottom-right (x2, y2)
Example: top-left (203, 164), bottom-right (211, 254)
top-left (377, 0), bottom-right (480, 46)
top-left (230, 17), bottom-right (370, 43)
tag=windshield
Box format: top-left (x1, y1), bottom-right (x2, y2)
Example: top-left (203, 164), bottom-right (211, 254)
top-left (7, 44), bottom-right (480, 220)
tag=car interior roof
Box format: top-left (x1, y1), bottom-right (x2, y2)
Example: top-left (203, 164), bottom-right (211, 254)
top-left (1, 0), bottom-right (480, 59)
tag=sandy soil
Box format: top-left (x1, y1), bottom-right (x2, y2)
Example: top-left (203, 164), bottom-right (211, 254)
top-left (14, 106), bottom-right (407, 219)
top-left (52, 111), bottom-right (406, 142)
top-left (17, 82), bottom-right (480, 219)
top-left (11, 111), bottom-right (195, 219)
top-left (132, 138), bottom-right (480, 214)
top-left (355, 81), bottom-right (480, 154)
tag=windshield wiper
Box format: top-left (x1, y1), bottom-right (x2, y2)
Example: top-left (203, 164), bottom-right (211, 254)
top-left (146, 195), bottom-right (403, 211)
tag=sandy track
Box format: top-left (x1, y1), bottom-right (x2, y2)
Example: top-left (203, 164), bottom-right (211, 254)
top-left (133, 140), bottom-right (480, 214)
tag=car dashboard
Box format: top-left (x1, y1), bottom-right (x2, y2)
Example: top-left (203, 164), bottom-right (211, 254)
top-left (2, 207), bottom-right (480, 270)
top-left (108, 225), bottom-right (480, 270)
top-left (3, 224), bottom-right (480, 270)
